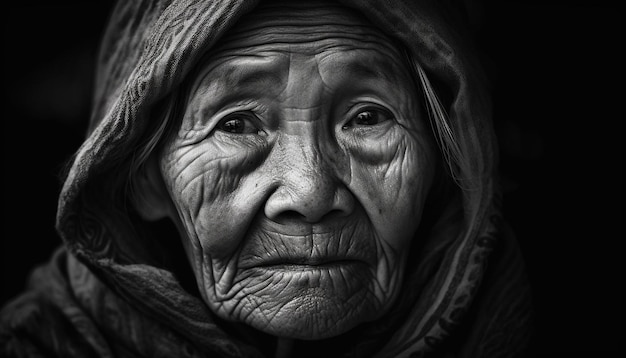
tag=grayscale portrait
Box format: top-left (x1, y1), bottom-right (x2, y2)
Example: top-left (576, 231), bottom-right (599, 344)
top-left (1, 0), bottom-right (540, 357)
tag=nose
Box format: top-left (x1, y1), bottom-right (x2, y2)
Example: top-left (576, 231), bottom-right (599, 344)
top-left (264, 136), bottom-right (354, 224)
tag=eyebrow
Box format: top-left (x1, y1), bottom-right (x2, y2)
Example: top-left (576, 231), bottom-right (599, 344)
top-left (187, 56), bottom-right (285, 116)
top-left (344, 60), bottom-right (391, 81)
top-left (321, 49), bottom-right (405, 86)
top-left (214, 57), bottom-right (284, 90)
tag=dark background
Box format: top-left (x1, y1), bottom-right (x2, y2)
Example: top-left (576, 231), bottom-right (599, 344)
top-left (1, 0), bottom-right (622, 354)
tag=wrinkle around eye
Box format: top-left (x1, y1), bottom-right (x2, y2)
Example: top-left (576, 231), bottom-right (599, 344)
top-left (166, 148), bottom-right (231, 175)
top-left (164, 152), bottom-right (232, 196)
top-left (339, 124), bottom-right (406, 166)
top-left (180, 95), bottom-right (273, 141)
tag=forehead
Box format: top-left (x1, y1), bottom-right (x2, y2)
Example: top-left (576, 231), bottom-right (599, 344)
top-left (214, 1), bottom-right (401, 53)
top-left (189, 3), bottom-right (411, 93)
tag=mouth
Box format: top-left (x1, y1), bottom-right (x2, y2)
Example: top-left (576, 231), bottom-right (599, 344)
top-left (238, 213), bottom-right (377, 271)
top-left (254, 258), bottom-right (365, 271)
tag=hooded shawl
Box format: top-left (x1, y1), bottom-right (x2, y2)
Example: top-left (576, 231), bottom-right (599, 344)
top-left (0, 1), bottom-right (532, 357)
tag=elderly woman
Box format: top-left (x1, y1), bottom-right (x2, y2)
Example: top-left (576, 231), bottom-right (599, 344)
top-left (0, 0), bottom-right (532, 357)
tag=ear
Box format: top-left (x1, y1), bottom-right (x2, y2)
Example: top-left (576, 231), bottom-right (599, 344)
top-left (131, 154), bottom-right (173, 221)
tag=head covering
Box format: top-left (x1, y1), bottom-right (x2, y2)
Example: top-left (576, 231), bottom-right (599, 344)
top-left (1, 1), bottom-right (532, 357)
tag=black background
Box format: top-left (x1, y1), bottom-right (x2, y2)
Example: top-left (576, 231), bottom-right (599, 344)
top-left (1, 0), bottom-right (622, 354)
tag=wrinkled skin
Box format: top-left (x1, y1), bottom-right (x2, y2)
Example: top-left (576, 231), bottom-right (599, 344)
top-left (149, 2), bottom-right (436, 340)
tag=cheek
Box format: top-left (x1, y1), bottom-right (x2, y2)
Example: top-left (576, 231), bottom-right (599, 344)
top-left (160, 139), bottom-right (267, 257)
top-left (345, 127), bottom-right (436, 250)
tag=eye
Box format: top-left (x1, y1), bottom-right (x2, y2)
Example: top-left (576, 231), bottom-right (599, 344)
top-left (343, 107), bottom-right (394, 129)
top-left (216, 112), bottom-right (263, 135)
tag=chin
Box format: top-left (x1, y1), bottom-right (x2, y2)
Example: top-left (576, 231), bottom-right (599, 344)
top-left (246, 296), bottom-right (375, 341)
top-left (221, 268), bottom-right (385, 340)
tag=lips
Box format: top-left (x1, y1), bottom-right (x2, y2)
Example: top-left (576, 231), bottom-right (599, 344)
top-left (254, 256), bottom-right (362, 268)
top-left (237, 215), bottom-right (376, 270)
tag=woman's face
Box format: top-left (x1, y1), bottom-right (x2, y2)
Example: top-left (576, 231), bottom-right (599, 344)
top-left (157, 4), bottom-right (436, 339)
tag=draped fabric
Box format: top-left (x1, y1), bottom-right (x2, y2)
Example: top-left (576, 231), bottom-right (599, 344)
top-left (0, 0), bottom-right (532, 357)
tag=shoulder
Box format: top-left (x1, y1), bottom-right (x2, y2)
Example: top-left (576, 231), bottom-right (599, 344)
top-left (0, 249), bottom-right (110, 358)
top-left (1, 290), bottom-right (54, 357)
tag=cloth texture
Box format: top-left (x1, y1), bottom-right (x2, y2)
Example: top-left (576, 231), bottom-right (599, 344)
top-left (1, 0), bottom-right (532, 357)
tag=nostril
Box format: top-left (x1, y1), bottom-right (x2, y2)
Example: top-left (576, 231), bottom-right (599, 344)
top-left (272, 208), bottom-right (348, 225)
top-left (273, 210), bottom-right (307, 224)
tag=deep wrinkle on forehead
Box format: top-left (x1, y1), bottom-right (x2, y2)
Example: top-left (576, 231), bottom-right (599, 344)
top-left (194, 38), bottom-right (408, 89)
